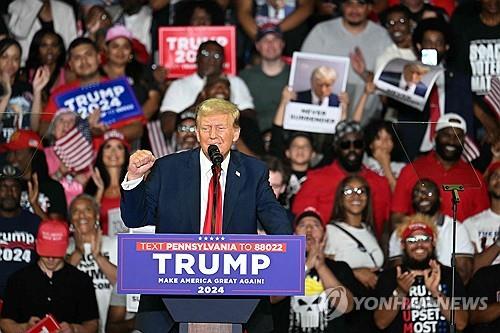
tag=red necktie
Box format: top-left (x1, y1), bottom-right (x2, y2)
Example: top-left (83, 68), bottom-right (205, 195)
top-left (429, 85), bottom-right (441, 139)
top-left (203, 166), bottom-right (223, 234)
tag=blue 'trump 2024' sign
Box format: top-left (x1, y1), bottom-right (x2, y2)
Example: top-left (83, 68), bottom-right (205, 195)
top-left (117, 234), bottom-right (305, 296)
top-left (55, 77), bottom-right (142, 125)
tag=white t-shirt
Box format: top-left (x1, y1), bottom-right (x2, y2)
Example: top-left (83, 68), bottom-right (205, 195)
top-left (388, 215), bottom-right (474, 267)
top-left (68, 236), bottom-right (118, 333)
top-left (124, 5), bottom-right (152, 53)
top-left (463, 209), bottom-right (500, 265)
top-left (375, 44), bottom-right (417, 74)
top-left (362, 155), bottom-right (406, 179)
top-left (159, 73), bottom-right (254, 113)
top-left (324, 222), bottom-right (384, 269)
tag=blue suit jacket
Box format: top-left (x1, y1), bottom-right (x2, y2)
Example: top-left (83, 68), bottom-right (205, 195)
top-left (121, 148), bottom-right (292, 235)
top-left (121, 149), bottom-right (291, 332)
top-left (296, 90), bottom-right (340, 107)
top-left (414, 81), bottom-right (428, 97)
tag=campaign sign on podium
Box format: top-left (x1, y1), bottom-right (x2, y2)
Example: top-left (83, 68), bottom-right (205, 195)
top-left (117, 234), bottom-right (305, 296)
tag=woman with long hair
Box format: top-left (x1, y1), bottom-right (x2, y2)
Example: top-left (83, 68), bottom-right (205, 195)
top-left (324, 175), bottom-right (385, 333)
top-left (101, 25), bottom-right (160, 121)
top-left (0, 38), bottom-right (49, 139)
top-left (24, 29), bottom-right (67, 104)
top-left (325, 175), bottom-right (384, 289)
top-left (85, 130), bottom-right (130, 236)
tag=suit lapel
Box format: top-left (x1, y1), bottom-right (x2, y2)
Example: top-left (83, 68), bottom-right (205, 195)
top-left (223, 151), bottom-right (242, 233)
top-left (186, 149), bottom-right (201, 233)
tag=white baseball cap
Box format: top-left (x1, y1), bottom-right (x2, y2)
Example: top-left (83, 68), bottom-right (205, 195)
top-left (435, 113), bottom-right (467, 134)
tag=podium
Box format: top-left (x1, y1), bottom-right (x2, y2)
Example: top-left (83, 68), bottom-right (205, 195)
top-left (163, 297), bottom-right (259, 333)
top-left (117, 234), bottom-right (305, 333)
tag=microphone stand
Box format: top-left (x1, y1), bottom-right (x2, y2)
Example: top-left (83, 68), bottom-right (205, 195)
top-left (442, 184), bottom-right (464, 333)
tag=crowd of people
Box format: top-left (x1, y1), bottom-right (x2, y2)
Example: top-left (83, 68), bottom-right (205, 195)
top-left (0, 0), bottom-right (499, 332)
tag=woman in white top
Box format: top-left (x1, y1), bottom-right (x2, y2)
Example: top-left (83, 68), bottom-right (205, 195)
top-left (67, 194), bottom-right (118, 333)
top-left (324, 175), bottom-right (384, 289)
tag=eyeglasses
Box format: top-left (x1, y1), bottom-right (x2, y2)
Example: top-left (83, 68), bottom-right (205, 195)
top-left (386, 18), bottom-right (407, 27)
top-left (412, 188), bottom-right (434, 197)
top-left (405, 235), bottom-right (432, 244)
top-left (339, 139), bottom-right (363, 150)
top-left (200, 49), bottom-right (223, 60)
top-left (343, 186), bottom-right (367, 197)
top-left (177, 125), bottom-right (196, 133)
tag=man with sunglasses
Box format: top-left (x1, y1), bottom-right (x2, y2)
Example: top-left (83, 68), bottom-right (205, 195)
top-left (293, 120), bottom-right (391, 239)
top-left (374, 216), bottom-right (469, 333)
top-left (159, 41), bottom-right (254, 137)
top-left (388, 179), bottom-right (474, 283)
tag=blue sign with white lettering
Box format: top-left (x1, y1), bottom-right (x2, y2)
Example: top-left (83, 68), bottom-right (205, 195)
top-left (117, 234), bottom-right (305, 296)
top-left (55, 77), bottom-right (142, 125)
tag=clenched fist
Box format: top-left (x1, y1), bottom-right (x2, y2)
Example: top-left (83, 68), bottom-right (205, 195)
top-left (127, 150), bottom-right (156, 180)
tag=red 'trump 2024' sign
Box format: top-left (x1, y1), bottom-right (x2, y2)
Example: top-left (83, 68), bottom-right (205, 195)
top-left (158, 26), bottom-right (236, 79)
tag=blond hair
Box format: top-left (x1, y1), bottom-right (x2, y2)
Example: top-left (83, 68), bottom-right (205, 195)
top-left (311, 66), bottom-right (337, 83)
top-left (195, 98), bottom-right (240, 128)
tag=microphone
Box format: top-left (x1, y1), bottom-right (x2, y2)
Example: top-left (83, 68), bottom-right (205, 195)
top-left (208, 145), bottom-right (223, 167)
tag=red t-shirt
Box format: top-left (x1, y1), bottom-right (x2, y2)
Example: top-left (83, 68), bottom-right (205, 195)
top-left (391, 151), bottom-right (489, 222)
top-left (386, 0), bottom-right (455, 17)
top-left (292, 161), bottom-right (392, 239)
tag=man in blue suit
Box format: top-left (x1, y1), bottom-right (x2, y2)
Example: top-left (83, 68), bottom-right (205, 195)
top-left (296, 66), bottom-right (341, 107)
top-left (121, 98), bottom-right (292, 332)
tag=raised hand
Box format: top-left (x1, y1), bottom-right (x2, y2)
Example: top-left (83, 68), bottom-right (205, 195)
top-left (127, 149), bottom-right (156, 180)
top-left (339, 92), bottom-right (349, 106)
top-left (424, 259), bottom-right (441, 297)
top-left (0, 71), bottom-right (12, 97)
top-left (396, 265), bottom-right (415, 295)
top-left (33, 66), bottom-right (51, 93)
top-left (91, 167), bottom-right (105, 191)
top-left (91, 228), bottom-right (103, 259)
top-left (365, 81), bottom-right (376, 95)
top-left (350, 47), bottom-right (366, 77)
top-left (28, 173), bottom-right (40, 207)
top-left (88, 108), bottom-right (108, 136)
top-left (280, 85), bottom-right (297, 104)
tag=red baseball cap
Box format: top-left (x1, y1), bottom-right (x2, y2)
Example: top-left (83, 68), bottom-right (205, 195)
top-left (103, 129), bottom-right (130, 150)
top-left (1, 129), bottom-right (42, 151)
top-left (401, 222), bottom-right (435, 241)
top-left (294, 206), bottom-right (325, 227)
top-left (36, 220), bottom-right (69, 258)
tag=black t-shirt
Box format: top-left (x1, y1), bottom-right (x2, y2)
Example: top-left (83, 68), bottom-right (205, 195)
top-left (272, 259), bottom-right (359, 333)
top-left (450, 9), bottom-right (500, 97)
top-left (20, 178), bottom-right (68, 219)
top-left (127, 64), bottom-right (159, 105)
top-left (0, 80), bottom-right (33, 143)
top-left (1, 262), bottom-right (99, 324)
top-left (374, 265), bottom-right (467, 333)
top-left (467, 264), bottom-right (500, 333)
top-left (0, 210), bottom-right (40, 299)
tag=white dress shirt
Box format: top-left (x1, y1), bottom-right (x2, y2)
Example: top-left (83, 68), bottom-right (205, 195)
top-left (121, 150), bottom-right (231, 233)
top-left (311, 92), bottom-right (329, 107)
